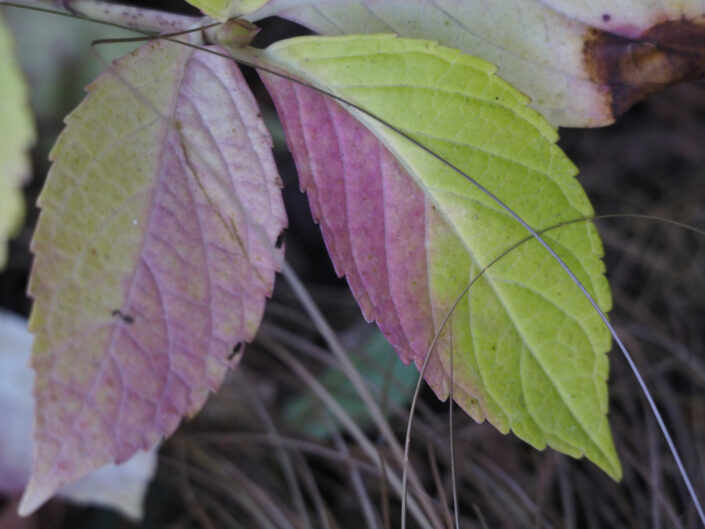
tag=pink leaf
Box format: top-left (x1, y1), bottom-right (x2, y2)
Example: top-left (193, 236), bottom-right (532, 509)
top-left (260, 74), bottom-right (454, 404)
top-left (22, 40), bottom-right (286, 514)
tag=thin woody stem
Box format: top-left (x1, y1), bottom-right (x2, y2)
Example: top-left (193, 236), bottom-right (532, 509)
top-left (0, 0), bottom-right (206, 34)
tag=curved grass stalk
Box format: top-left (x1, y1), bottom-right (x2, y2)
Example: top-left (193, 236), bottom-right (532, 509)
top-left (279, 262), bottom-right (446, 528)
top-left (0, 2), bottom-right (703, 524)
top-left (204, 36), bottom-right (705, 526)
top-left (331, 426), bottom-right (382, 529)
top-left (258, 331), bottom-right (440, 529)
top-left (432, 213), bottom-right (705, 529)
top-left (192, 431), bottom-right (380, 475)
top-left (234, 372), bottom-right (313, 529)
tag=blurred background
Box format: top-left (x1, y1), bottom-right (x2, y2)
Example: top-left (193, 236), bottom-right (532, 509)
top-left (1, 1), bottom-right (704, 527)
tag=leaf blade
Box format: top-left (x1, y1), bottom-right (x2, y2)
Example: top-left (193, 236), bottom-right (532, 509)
top-left (185, 0), bottom-right (269, 21)
top-left (0, 13), bottom-right (35, 270)
top-left (21, 39), bottom-right (286, 514)
top-left (536, 0), bottom-right (703, 37)
top-left (261, 34), bottom-right (620, 477)
top-left (252, 0), bottom-right (608, 127)
top-left (252, 0), bottom-right (705, 127)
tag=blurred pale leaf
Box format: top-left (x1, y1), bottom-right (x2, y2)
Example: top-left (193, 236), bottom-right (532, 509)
top-left (0, 12), bottom-right (34, 270)
top-left (251, 0), bottom-right (705, 127)
top-left (0, 311), bottom-right (157, 521)
top-left (2, 7), bottom-right (136, 124)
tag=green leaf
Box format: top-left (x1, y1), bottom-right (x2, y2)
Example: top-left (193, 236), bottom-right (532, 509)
top-left (0, 13), bottom-right (34, 270)
top-left (262, 34), bottom-right (621, 478)
top-left (285, 330), bottom-right (418, 439)
top-left (184, 0), bottom-right (269, 21)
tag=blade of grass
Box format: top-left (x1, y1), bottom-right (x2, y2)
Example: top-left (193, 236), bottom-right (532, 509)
top-left (257, 332), bottom-right (438, 529)
top-left (234, 371), bottom-right (313, 529)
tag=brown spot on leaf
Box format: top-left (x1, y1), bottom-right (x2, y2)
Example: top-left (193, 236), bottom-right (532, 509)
top-left (229, 342), bottom-right (243, 360)
top-left (111, 309), bottom-right (134, 324)
top-left (584, 17), bottom-right (705, 118)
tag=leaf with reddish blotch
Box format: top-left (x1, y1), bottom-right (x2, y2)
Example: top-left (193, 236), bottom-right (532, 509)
top-left (260, 34), bottom-right (619, 478)
top-left (21, 39), bottom-right (286, 514)
top-left (0, 13), bottom-right (34, 270)
top-left (250, 0), bottom-right (705, 127)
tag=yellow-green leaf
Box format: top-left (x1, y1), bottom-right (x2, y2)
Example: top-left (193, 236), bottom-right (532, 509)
top-left (261, 34), bottom-right (621, 478)
top-left (0, 12), bottom-right (34, 270)
top-left (185, 0), bottom-right (268, 21)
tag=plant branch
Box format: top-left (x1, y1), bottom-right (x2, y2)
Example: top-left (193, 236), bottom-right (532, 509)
top-left (0, 0), bottom-right (206, 34)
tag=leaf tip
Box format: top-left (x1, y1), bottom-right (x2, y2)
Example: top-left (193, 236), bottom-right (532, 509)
top-left (586, 433), bottom-right (622, 481)
top-left (17, 473), bottom-right (56, 517)
top-left (603, 450), bottom-right (623, 482)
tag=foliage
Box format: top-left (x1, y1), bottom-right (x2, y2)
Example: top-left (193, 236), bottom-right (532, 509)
top-left (2, 0), bottom-right (704, 520)
top-left (261, 34), bottom-right (617, 477)
top-left (21, 36), bottom-right (285, 515)
top-left (250, 0), bottom-right (705, 127)
top-left (284, 329), bottom-right (418, 439)
top-left (190, 0), bottom-right (269, 21)
top-left (0, 12), bottom-right (34, 269)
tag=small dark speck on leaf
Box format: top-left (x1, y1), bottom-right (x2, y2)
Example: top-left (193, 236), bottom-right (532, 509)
top-left (602, 13), bottom-right (611, 22)
top-left (111, 309), bottom-right (134, 324)
top-left (229, 342), bottom-right (243, 360)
